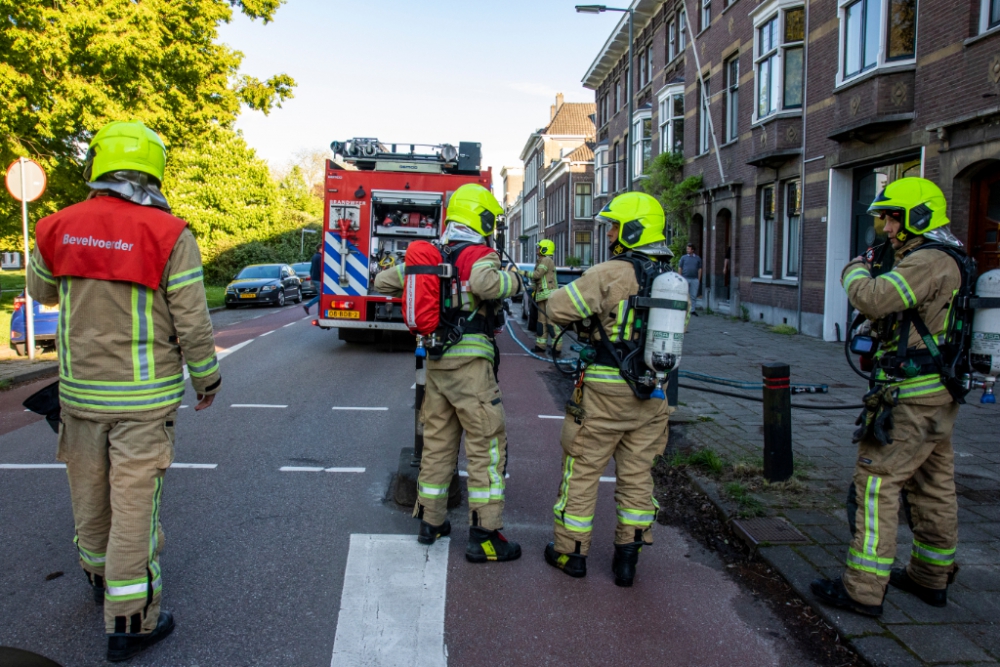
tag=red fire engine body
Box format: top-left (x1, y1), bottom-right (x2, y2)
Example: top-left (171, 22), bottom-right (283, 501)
top-left (314, 138), bottom-right (491, 341)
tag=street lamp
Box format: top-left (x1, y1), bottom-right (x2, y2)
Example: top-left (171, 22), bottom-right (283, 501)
top-left (576, 3), bottom-right (634, 192)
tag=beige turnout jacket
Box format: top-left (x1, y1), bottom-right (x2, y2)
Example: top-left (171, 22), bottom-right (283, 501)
top-left (28, 228), bottom-right (221, 421)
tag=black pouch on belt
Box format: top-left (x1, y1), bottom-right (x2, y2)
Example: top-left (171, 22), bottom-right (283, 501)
top-left (852, 384), bottom-right (898, 445)
top-left (23, 380), bottom-right (61, 434)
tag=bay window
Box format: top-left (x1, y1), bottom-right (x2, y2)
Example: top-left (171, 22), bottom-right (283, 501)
top-left (632, 112), bottom-right (653, 178)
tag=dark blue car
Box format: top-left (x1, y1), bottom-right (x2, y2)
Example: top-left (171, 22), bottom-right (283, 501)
top-left (10, 293), bottom-right (58, 356)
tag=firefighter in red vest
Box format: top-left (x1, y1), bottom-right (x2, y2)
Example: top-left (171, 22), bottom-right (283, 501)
top-left (373, 183), bottom-right (524, 562)
top-left (27, 121), bottom-right (220, 662)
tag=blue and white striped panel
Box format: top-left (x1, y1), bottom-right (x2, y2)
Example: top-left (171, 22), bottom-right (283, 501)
top-left (324, 232), bottom-right (370, 297)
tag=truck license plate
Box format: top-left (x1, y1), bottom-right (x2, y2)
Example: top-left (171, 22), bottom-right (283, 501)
top-left (328, 310), bottom-right (359, 319)
top-left (239, 293), bottom-right (257, 299)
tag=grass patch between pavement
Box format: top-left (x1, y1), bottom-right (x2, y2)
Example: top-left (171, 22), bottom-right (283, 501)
top-left (205, 285), bottom-right (226, 309)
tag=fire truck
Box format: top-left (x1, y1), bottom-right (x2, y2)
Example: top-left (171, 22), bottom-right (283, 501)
top-left (313, 138), bottom-right (492, 342)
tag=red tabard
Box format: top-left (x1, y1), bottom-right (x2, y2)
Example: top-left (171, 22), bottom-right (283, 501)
top-left (35, 196), bottom-right (188, 291)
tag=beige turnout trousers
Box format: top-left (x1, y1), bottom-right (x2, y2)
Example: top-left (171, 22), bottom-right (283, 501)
top-left (553, 387), bottom-right (670, 556)
top-left (843, 401), bottom-right (960, 605)
top-left (59, 411), bottom-right (176, 634)
top-left (416, 358), bottom-right (507, 530)
top-left (535, 305), bottom-right (562, 352)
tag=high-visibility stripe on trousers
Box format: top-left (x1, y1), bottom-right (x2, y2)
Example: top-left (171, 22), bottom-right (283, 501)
top-left (58, 411), bottom-right (176, 634)
top-left (551, 386), bottom-right (670, 556)
top-left (842, 401), bottom-right (959, 606)
top-left (415, 358), bottom-right (508, 530)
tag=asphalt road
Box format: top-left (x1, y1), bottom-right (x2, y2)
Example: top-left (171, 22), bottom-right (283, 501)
top-left (0, 303), bottom-right (818, 666)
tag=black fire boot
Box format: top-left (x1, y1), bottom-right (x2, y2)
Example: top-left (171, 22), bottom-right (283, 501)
top-left (544, 542), bottom-right (586, 578)
top-left (466, 526), bottom-right (521, 563)
top-left (107, 610), bottom-right (175, 663)
top-left (889, 567), bottom-right (949, 607)
top-left (532, 346), bottom-right (547, 355)
top-left (417, 519), bottom-right (451, 545)
top-left (612, 541), bottom-right (644, 587)
top-left (810, 577), bottom-right (883, 617)
top-left (87, 572), bottom-right (105, 605)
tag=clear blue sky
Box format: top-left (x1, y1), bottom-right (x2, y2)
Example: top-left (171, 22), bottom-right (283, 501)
top-left (218, 0), bottom-right (618, 178)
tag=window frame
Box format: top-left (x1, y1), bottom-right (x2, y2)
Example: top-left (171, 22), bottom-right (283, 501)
top-left (668, 19), bottom-right (677, 61)
top-left (702, 0), bottom-right (712, 31)
top-left (760, 184), bottom-right (776, 277)
top-left (837, 0), bottom-right (917, 86)
top-left (679, 9), bottom-right (688, 51)
top-left (782, 179), bottom-right (801, 280)
top-left (632, 110), bottom-right (653, 178)
top-left (724, 55), bottom-right (740, 143)
top-left (575, 183), bottom-right (593, 219)
top-left (658, 84), bottom-right (686, 154)
top-left (575, 231), bottom-right (593, 266)
top-left (983, 0), bottom-right (1000, 33)
top-left (698, 78), bottom-right (712, 155)
top-left (594, 145), bottom-right (609, 196)
top-left (752, 4), bottom-right (805, 124)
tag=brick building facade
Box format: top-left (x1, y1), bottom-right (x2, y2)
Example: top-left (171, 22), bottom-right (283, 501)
top-left (583, 0), bottom-right (1000, 338)
top-left (513, 95), bottom-right (596, 265)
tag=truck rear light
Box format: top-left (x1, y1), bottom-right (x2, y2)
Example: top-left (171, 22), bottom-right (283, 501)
top-left (331, 300), bottom-right (354, 309)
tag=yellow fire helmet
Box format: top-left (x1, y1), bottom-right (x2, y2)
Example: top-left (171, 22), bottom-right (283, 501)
top-left (597, 191), bottom-right (666, 252)
top-left (445, 183), bottom-right (503, 237)
top-left (537, 239), bottom-right (555, 256)
top-left (867, 177), bottom-right (950, 242)
top-left (83, 121), bottom-right (167, 183)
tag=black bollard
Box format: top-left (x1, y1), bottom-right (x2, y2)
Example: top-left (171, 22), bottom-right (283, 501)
top-left (762, 363), bottom-right (793, 482)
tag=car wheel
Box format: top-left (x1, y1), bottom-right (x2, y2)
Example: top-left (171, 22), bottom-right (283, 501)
top-left (275, 290), bottom-right (285, 307)
top-left (293, 289), bottom-right (302, 304)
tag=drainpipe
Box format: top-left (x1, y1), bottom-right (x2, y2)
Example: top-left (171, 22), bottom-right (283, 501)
top-left (795, 0), bottom-right (811, 334)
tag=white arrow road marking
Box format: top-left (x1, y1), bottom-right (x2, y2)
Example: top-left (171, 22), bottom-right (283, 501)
top-left (330, 534), bottom-right (448, 667)
top-left (331, 407), bottom-right (388, 411)
top-left (231, 404), bottom-right (287, 408)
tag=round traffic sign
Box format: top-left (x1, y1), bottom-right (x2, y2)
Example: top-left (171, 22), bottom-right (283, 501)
top-left (5, 158), bottom-right (47, 202)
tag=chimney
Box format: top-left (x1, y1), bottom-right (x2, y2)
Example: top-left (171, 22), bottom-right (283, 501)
top-left (550, 104), bottom-right (556, 121)
top-left (556, 93), bottom-right (565, 110)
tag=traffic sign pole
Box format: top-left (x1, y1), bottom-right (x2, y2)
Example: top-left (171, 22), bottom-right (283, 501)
top-left (19, 158), bottom-right (35, 360)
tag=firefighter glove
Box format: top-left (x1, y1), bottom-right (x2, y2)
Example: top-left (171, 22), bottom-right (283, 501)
top-left (852, 385), bottom-right (898, 446)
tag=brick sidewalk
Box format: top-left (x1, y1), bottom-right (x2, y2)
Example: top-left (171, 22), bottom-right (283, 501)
top-left (673, 312), bottom-right (999, 667)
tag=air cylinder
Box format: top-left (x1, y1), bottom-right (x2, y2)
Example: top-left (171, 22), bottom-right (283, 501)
top-left (643, 271), bottom-right (690, 379)
top-left (971, 268), bottom-right (1000, 378)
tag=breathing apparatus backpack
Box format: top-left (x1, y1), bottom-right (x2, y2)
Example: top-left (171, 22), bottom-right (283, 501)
top-left (586, 253), bottom-right (688, 400)
top-left (403, 241), bottom-right (503, 361)
top-left (866, 242), bottom-right (1000, 404)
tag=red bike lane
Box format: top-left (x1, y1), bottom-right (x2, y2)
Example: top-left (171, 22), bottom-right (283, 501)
top-left (442, 327), bottom-right (798, 667)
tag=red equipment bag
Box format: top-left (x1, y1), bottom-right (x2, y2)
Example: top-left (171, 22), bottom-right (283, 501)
top-left (403, 241), bottom-right (445, 336)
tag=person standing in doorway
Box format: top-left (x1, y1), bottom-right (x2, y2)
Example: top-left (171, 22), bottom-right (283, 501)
top-left (678, 243), bottom-right (702, 315)
top-left (304, 243), bottom-right (322, 314)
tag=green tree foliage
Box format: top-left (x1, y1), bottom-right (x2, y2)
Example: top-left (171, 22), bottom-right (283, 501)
top-left (641, 152), bottom-right (703, 265)
top-left (162, 129), bottom-right (322, 284)
top-left (0, 0), bottom-right (295, 245)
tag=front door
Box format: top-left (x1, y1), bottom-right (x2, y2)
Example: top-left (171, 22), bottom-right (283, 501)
top-left (970, 167), bottom-right (1000, 273)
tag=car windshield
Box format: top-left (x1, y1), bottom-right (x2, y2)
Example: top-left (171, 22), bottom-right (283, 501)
top-left (236, 266), bottom-right (280, 280)
top-left (292, 263), bottom-right (311, 275)
top-left (556, 272), bottom-right (580, 287)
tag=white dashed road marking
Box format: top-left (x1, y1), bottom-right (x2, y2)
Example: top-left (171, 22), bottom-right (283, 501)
top-left (259, 330), bottom-right (274, 337)
top-left (283, 321), bottom-right (297, 328)
top-left (331, 407), bottom-right (388, 411)
top-left (538, 415), bottom-right (563, 419)
top-left (231, 404), bottom-right (288, 408)
top-left (280, 467), bottom-right (367, 473)
top-left (600, 476), bottom-right (616, 483)
top-left (1, 463), bottom-right (216, 470)
top-left (330, 534), bottom-right (448, 667)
